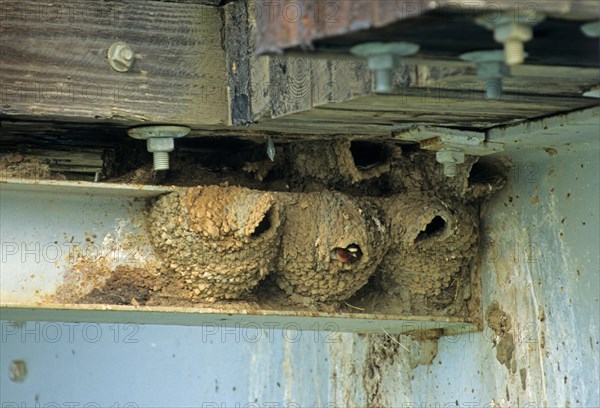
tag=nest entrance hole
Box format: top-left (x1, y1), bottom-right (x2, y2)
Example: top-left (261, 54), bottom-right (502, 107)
top-left (251, 208), bottom-right (273, 237)
top-left (416, 216), bottom-right (446, 242)
top-left (350, 141), bottom-right (390, 170)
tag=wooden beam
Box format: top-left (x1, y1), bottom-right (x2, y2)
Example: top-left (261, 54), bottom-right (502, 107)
top-left (0, 0), bottom-right (229, 126)
top-left (249, 87), bottom-right (600, 136)
top-left (224, 0), bottom-right (380, 124)
top-left (254, 0), bottom-right (598, 55)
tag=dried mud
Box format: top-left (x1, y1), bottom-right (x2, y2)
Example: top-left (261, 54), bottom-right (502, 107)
top-left (368, 192), bottom-right (480, 314)
top-left (0, 153), bottom-right (65, 180)
top-left (274, 192), bottom-right (387, 302)
top-left (486, 301), bottom-right (516, 370)
top-left (49, 140), bottom-right (505, 317)
top-left (149, 186), bottom-right (282, 302)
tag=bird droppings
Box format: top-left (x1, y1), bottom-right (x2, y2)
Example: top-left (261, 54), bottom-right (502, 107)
top-left (49, 141), bottom-right (506, 317)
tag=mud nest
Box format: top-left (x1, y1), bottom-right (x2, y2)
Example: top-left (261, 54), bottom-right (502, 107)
top-left (275, 192), bottom-right (388, 302)
top-left (148, 186), bottom-right (282, 302)
top-left (142, 141), bottom-right (505, 307)
top-left (375, 192), bottom-right (479, 306)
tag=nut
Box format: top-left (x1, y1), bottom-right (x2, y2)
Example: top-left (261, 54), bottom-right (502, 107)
top-left (493, 23), bottom-right (533, 44)
top-left (436, 149), bottom-right (465, 165)
top-left (147, 138), bottom-right (175, 153)
top-left (108, 41), bottom-right (135, 72)
top-left (476, 11), bottom-right (544, 65)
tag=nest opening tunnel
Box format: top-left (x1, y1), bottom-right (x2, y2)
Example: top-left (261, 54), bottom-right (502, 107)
top-left (251, 209), bottom-right (273, 237)
top-left (416, 215), bottom-right (447, 242)
top-left (350, 141), bottom-right (390, 170)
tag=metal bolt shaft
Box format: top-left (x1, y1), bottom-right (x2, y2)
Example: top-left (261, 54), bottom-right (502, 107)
top-left (375, 69), bottom-right (393, 93)
top-left (153, 151), bottom-right (170, 171)
top-left (436, 148), bottom-right (465, 178)
top-left (350, 42), bottom-right (419, 94)
top-left (476, 12), bottom-right (544, 66)
top-left (443, 162), bottom-right (458, 178)
top-left (504, 40), bottom-right (525, 66)
top-left (485, 77), bottom-right (503, 100)
top-left (461, 50), bottom-right (509, 101)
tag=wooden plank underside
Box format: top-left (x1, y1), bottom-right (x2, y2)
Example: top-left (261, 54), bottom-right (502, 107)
top-left (249, 87), bottom-right (600, 135)
top-left (0, 0), bottom-right (229, 126)
top-left (424, 65), bottom-right (600, 98)
top-left (254, 0), bottom-right (598, 55)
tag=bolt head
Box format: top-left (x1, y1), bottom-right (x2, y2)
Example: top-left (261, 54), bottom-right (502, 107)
top-left (120, 48), bottom-right (133, 61)
top-left (128, 125), bottom-right (191, 140)
top-left (351, 42), bottom-right (420, 59)
top-left (108, 41), bottom-right (135, 72)
top-left (461, 50), bottom-right (513, 78)
top-left (367, 54), bottom-right (396, 70)
top-left (494, 23), bottom-right (533, 43)
top-left (461, 50), bottom-right (505, 64)
top-left (477, 61), bottom-right (510, 79)
top-left (147, 138), bottom-right (175, 153)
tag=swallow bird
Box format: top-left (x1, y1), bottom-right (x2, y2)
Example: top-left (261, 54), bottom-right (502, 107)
top-left (333, 244), bottom-right (363, 264)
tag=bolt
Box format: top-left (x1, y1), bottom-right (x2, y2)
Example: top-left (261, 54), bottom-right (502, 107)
top-left (436, 149), bottom-right (465, 178)
top-left (461, 50), bottom-right (511, 100)
top-left (266, 136), bottom-right (276, 161)
top-left (581, 21), bottom-right (600, 38)
top-left (9, 360), bottom-right (27, 383)
top-left (128, 125), bottom-right (191, 171)
top-left (494, 24), bottom-right (531, 65)
top-left (351, 42), bottom-right (420, 93)
top-left (476, 11), bottom-right (544, 65)
top-left (108, 41), bottom-right (135, 72)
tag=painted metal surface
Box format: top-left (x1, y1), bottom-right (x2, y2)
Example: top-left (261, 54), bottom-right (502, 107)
top-left (0, 179), bottom-right (170, 303)
top-left (0, 304), bottom-right (474, 336)
top-left (408, 114), bottom-right (600, 407)
top-left (0, 178), bottom-right (475, 336)
top-left (1, 321), bottom-right (333, 406)
top-left (1, 109), bottom-right (598, 406)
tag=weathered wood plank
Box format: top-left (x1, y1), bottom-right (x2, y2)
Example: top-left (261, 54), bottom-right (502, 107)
top-left (0, 0), bottom-right (229, 126)
top-left (254, 0), bottom-right (598, 57)
top-left (249, 88), bottom-right (600, 135)
top-left (226, 0), bottom-right (375, 123)
top-left (421, 65), bottom-right (600, 97)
